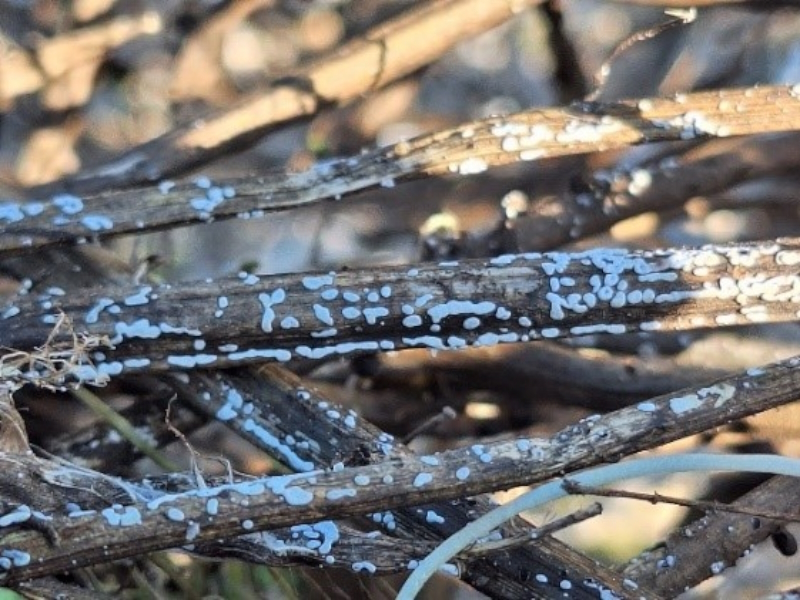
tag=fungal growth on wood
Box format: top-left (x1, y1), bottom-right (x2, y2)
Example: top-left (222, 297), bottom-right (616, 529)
top-left (2, 2), bottom-right (800, 598)
top-left (2, 351), bottom-right (800, 585)
top-left (3, 85), bottom-right (800, 257)
top-left (3, 240), bottom-right (800, 385)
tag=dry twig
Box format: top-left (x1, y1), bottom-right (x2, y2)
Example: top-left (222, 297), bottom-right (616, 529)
top-left (4, 239), bottom-right (800, 379)
top-left (2, 351), bottom-right (799, 586)
top-left (6, 86), bottom-right (800, 256)
top-left (35, 0), bottom-right (541, 196)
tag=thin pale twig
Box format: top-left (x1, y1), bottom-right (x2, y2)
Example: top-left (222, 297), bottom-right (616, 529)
top-left (623, 475), bottom-right (800, 596)
top-left (563, 481), bottom-right (800, 523)
top-left (34, 0), bottom-right (542, 196)
top-left (6, 85), bottom-right (800, 256)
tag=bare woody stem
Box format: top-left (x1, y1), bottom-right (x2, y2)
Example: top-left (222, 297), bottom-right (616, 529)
top-left (3, 239), bottom-right (800, 381)
top-left (5, 85), bottom-right (800, 256)
top-left (33, 0), bottom-right (541, 197)
top-left (3, 350), bottom-right (800, 583)
top-left (16, 245), bottom-right (635, 599)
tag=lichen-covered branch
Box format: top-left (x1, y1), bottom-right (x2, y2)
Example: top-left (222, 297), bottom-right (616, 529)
top-left (398, 454), bottom-right (800, 600)
top-left (192, 503), bottom-right (602, 574)
top-left (2, 352), bottom-right (799, 584)
top-left (173, 365), bottom-right (643, 599)
top-left (622, 475), bottom-right (800, 596)
top-left (32, 0), bottom-right (541, 197)
top-left (5, 86), bottom-right (800, 256)
top-left (4, 239), bottom-right (800, 383)
top-left (7, 247), bottom-right (627, 598)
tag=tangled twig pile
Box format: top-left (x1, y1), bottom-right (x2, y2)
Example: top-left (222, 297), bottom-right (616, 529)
top-left (3, 1), bottom-right (800, 599)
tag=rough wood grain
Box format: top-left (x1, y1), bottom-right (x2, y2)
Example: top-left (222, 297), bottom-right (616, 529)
top-left (623, 475), bottom-right (800, 596)
top-left (2, 352), bottom-right (799, 585)
top-left (6, 248), bottom-right (633, 598)
top-left (4, 239), bottom-right (800, 383)
top-left (5, 87), bottom-right (800, 256)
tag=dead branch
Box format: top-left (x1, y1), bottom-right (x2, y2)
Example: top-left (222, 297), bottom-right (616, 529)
top-left (2, 5), bottom-right (799, 596)
top-left (7, 248), bottom-right (631, 598)
top-left (191, 503), bottom-right (602, 572)
top-left (2, 352), bottom-right (799, 585)
top-left (6, 86), bottom-right (800, 256)
top-left (33, 0), bottom-right (541, 196)
top-left (4, 239), bottom-right (800, 380)
top-left (363, 342), bottom-right (729, 411)
top-left (623, 475), bottom-right (800, 596)
top-left (16, 577), bottom-right (113, 600)
top-left (518, 133), bottom-right (800, 251)
top-left (169, 364), bottom-right (642, 599)
top-left (0, 12), bottom-right (162, 113)
top-left (564, 481), bottom-right (800, 524)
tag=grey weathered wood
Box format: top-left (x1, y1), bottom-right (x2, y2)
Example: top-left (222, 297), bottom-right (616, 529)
top-left (4, 239), bottom-right (800, 384)
top-left (172, 365), bottom-right (645, 599)
top-left (623, 475), bottom-right (800, 596)
top-left (5, 87), bottom-right (800, 256)
top-left (2, 352), bottom-right (799, 585)
top-left (8, 247), bottom-right (632, 598)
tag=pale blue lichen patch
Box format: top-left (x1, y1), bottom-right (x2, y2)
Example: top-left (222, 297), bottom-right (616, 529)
top-left (81, 215), bottom-right (114, 231)
top-left (52, 193), bottom-right (84, 215)
top-left (0, 202), bottom-right (25, 222)
top-left (303, 274), bottom-right (335, 290)
top-left (413, 473), bottom-right (433, 487)
top-left (101, 504), bottom-right (142, 527)
top-left (1, 549), bottom-right (30, 567)
top-left (258, 289), bottom-right (286, 333)
top-left (669, 394), bottom-right (702, 414)
top-left (280, 316), bottom-right (300, 329)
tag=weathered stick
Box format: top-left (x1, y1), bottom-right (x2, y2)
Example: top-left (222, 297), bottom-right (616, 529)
top-left (171, 365), bottom-right (644, 598)
top-left (9, 247), bottom-right (628, 598)
top-left (4, 239), bottom-right (800, 382)
top-left (2, 350), bottom-right (799, 583)
top-left (33, 0), bottom-right (540, 196)
top-left (5, 86), bottom-right (800, 256)
top-left (364, 341), bottom-right (729, 412)
top-left (520, 133), bottom-right (800, 250)
top-left (622, 475), bottom-right (800, 595)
